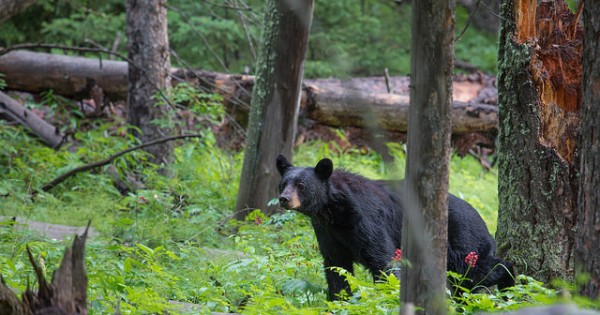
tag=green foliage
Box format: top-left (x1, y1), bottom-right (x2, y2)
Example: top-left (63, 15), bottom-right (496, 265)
top-left (0, 1), bottom-right (498, 78)
top-left (0, 89), bottom-right (597, 313)
top-left (0, 73), bottom-right (6, 90)
top-left (454, 6), bottom-right (499, 73)
top-left (0, 0), bottom-right (125, 47)
top-left (448, 274), bottom-right (564, 314)
top-left (0, 2), bottom-right (593, 313)
top-left (307, 1), bottom-right (413, 77)
top-left (449, 154), bottom-right (499, 233)
top-left (325, 268), bottom-right (401, 314)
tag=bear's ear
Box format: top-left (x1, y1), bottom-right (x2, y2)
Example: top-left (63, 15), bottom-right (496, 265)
top-left (276, 154), bottom-right (292, 175)
top-left (315, 158), bottom-right (333, 180)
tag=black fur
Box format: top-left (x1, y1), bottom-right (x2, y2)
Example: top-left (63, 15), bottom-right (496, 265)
top-left (276, 154), bottom-right (515, 300)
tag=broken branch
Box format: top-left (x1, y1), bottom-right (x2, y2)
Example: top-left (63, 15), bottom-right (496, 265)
top-left (39, 134), bottom-right (203, 193)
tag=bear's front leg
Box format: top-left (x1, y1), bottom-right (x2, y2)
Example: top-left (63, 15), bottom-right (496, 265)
top-left (313, 224), bottom-right (355, 300)
top-left (323, 256), bottom-right (354, 300)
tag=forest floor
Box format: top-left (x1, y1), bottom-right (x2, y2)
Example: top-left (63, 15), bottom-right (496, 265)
top-left (0, 215), bottom-right (240, 315)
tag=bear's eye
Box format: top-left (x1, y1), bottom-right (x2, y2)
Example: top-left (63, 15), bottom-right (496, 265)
top-left (297, 182), bottom-right (305, 191)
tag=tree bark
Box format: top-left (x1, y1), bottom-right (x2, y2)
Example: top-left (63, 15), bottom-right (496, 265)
top-left (0, 0), bottom-right (37, 22)
top-left (0, 51), bottom-right (498, 135)
top-left (576, 0), bottom-right (600, 300)
top-left (235, 0), bottom-right (314, 218)
top-left (495, 0), bottom-right (582, 282)
top-left (0, 91), bottom-right (64, 148)
top-left (125, 0), bottom-right (173, 165)
top-left (400, 0), bottom-right (453, 314)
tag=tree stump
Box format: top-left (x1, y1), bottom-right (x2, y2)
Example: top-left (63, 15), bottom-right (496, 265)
top-left (0, 223), bottom-right (90, 315)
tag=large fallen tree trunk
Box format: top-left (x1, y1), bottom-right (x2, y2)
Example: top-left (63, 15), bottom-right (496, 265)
top-left (0, 50), bottom-right (498, 134)
top-left (303, 85), bottom-right (497, 134)
top-left (0, 50), bottom-right (129, 100)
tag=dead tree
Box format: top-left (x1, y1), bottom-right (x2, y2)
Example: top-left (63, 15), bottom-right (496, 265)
top-left (0, 224), bottom-right (90, 315)
top-left (495, 0), bottom-right (582, 282)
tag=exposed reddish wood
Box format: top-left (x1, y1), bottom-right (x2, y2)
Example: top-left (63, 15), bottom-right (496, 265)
top-left (531, 1), bottom-right (583, 163)
top-left (515, 0), bottom-right (537, 43)
top-left (514, 0), bottom-right (582, 163)
top-left (534, 1), bottom-right (583, 112)
top-left (496, 0), bottom-right (581, 282)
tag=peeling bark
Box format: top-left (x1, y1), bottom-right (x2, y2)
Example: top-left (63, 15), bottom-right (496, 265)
top-left (496, 0), bottom-right (582, 282)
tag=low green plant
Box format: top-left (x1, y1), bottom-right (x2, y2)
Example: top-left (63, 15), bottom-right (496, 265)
top-left (0, 73), bottom-right (6, 89)
top-left (2, 119), bottom-right (599, 314)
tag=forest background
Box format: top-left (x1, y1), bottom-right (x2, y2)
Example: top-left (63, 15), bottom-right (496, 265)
top-left (0, 0), bottom-right (499, 77)
top-left (0, 0), bottom-right (595, 315)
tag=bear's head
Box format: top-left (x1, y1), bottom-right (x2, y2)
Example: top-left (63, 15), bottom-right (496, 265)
top-left (276, 154), bottom-right (332, 215)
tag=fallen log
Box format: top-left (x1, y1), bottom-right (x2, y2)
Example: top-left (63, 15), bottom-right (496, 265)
top-left (0, 91), bottom-right (64, 148)
top-left (302, 84), bottom-right (497, 134)
top-left (0, 50), bottom-right (498, 134)
top-left (0, 50), bottom-right (128, 100)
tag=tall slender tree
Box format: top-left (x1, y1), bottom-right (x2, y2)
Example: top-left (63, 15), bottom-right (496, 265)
top-left (495, 0), bottom-right (582, 282)
top-left (235, 0), bottom-right (314, 218)
top-left (576, 0), bottom-right (600, 299)
top-left (126, 0), bottom-right (173, 165)
top-left (400, 0), bottom-right (454, 313)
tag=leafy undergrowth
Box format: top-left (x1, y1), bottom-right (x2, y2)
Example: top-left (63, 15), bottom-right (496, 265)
top-left (0, 122), bottom-right (596, 314)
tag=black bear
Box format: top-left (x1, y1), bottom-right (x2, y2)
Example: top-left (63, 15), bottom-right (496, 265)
top-left (276, 154), bottom-right (514, 300)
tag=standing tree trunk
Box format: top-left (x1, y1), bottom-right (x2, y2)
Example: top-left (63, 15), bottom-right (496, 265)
top-left (0, 0), bottom-right (37, 22)
top-left (126, 0), bottom-right (173, 165)
top-left (400, 0), bottom-right (454, 313)
top-left (235, 0), bottom-right (314, 218)
top-left (576, 0), bottom-right (600, 299)
top-left (496, 0), bottom-right (582, 282)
